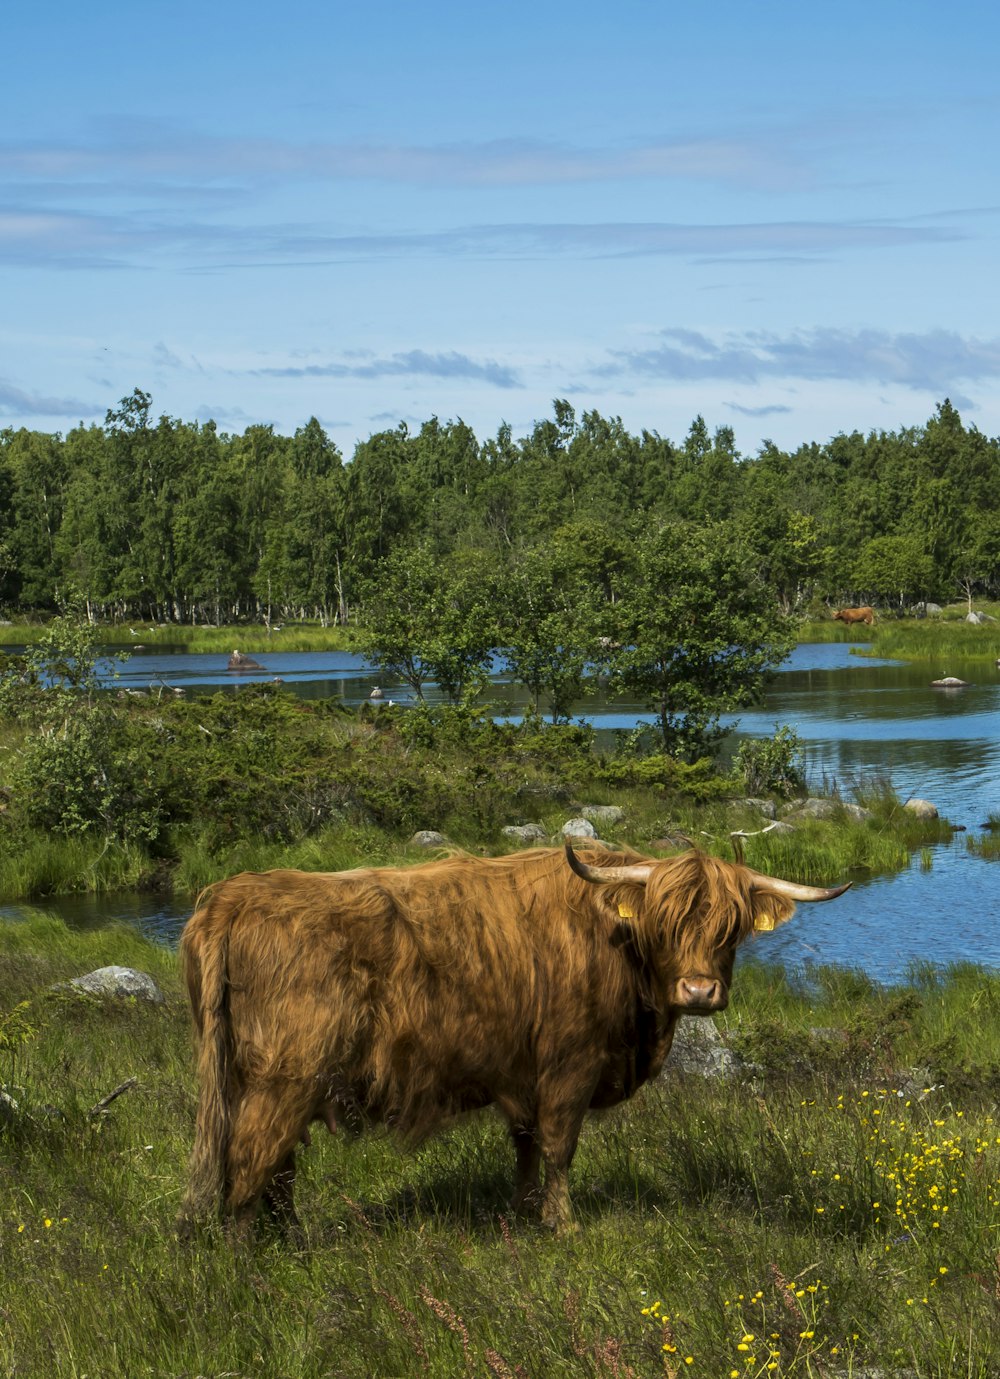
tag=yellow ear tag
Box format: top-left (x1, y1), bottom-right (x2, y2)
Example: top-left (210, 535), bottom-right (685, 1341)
top-left (617, 901), bottom-right (637, 920)
top-left (754, 914), bottom-right (776, 932)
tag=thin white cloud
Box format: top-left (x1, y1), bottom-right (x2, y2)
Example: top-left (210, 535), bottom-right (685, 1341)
top-left (602, 327), bottom-right (1000, 392)
top-left (0, 129), bottom-right (809, 192)
top-left (0, 204), bottom-right (959, 271)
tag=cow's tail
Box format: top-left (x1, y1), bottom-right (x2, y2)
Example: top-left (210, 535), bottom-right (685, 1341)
top-left (178, 904), bottom-right (232, 1233)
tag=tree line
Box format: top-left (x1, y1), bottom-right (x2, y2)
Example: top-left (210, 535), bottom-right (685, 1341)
top-left (1, 390), bottom-right (998, 628)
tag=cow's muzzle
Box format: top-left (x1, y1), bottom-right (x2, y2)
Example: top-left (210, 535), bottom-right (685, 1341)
top-left (673, 977), bottom-right (727, 1012)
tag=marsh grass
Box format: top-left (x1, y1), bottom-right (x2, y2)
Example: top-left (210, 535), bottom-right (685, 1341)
top-left (966, 830), bottom-right (1000, 862)
top-left (4, 919), bottom-right (1000, 1376)
top-left (858, 621), bottom-right (1000, 664)
top-left (0, 831), bottom-right (151, 899)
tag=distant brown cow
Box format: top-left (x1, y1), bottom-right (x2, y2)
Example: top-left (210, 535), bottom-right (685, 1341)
top-left (832, 606), bottom-right (875, 625)
top-left (179, 845), bottom-right (848, 1236)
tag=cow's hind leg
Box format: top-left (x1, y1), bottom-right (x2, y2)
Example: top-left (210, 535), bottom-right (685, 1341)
top-left (509, 1125), bottom-right (542, 1215)
top-left (225, 1084), bottom-right (311, 1239)
top-left (261, 1150), bottom-right (304, 1243)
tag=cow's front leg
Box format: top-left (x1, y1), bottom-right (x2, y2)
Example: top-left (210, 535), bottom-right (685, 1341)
top-left (536, 1101), bottom-right (587, 1235)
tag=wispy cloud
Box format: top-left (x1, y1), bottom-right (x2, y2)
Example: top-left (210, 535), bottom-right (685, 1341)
top-left (602, 327), bottom-right (1000, 391)
top-left (726, 402), bottom-right (794, 417)
top-left (251, 350), bottom-right (523, 389)
top-left (0, 379), bottom-right (95, 417)
top-left (0, 204), bottom-right (959, 272)
top-left (0, 128), bottom-right (809, 192)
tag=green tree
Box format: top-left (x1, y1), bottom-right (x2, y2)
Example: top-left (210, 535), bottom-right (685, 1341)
top-left (609, 523), bottom-right (793, 759)
top-left (953, 512), bottom-right (1000, 610)
top-left (853, 534), bottom-right (934, 610)
top-left (356, 545), bottom-right (497, 705)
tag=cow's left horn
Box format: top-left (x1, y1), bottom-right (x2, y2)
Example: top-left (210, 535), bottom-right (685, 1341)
top-left (746, 870), bottom-right (852, 902)
top-left (564, 841), bottom-right (653, 886)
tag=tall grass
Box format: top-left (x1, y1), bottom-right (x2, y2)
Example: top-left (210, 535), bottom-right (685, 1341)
top-left (0, 832), bottom-right (150, 900)
top-left (4, 920), bottom-right (1000, 1376)
top-left (858, 621), bottom-right (1000, 664)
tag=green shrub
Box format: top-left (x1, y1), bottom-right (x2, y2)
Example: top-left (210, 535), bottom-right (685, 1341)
top-left (734, 724), bottom-right (805, 797)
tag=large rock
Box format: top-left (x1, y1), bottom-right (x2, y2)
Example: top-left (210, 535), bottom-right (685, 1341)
top-left (580, 804), bottom-right (625, 829)
top-left (903, 798), bottom-right (938, 819)
top-left (782, 797), bottom-right (838, 821)
top-left (734, 798), bottom-right (777, 820)
top-left (662, 1018), bottom-right (738, 1079)
top-left (227, 649), bottom-right (265, 671)
top-left (67, 967), bottom-right (164, 1004)
top-left (410, 830), bottom-right (446, 848)
top-left (502, 823), bottom-right (548, 846)
top-left (561, 817), bottom-right (597, 839)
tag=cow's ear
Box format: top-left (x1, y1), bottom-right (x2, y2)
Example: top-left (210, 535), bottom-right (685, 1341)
top-left (751, 895), bottom-right (796, 932)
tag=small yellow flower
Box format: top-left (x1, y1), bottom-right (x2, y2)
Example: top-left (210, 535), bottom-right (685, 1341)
top-left (44, 1219), bottom-right (52, 1228)
top-left (799, 1330), bottom-right (815, 1339)
top-left (939, 1266), bottom-right (948, 1275)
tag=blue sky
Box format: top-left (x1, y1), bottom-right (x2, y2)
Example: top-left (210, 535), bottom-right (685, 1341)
top-left (2, 0), bottom-right (998, 456)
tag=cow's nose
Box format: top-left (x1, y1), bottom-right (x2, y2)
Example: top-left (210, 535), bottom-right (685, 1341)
top-left (676, 978), bottom-right (725, 1011)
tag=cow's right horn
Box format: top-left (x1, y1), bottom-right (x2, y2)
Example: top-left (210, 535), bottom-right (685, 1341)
top-left (564, 841), bottom-right (653, 886)
top-left (746, 870), bottom-right (852, 902)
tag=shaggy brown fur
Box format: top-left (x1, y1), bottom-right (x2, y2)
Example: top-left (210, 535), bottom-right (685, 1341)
top-left (178, 845), bottom-right (800, 1236)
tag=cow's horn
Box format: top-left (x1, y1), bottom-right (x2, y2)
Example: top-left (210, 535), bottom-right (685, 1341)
top-left (564, 841), bottom-right (653, 886)
top-left (746, 870), bottom-right (852, 902)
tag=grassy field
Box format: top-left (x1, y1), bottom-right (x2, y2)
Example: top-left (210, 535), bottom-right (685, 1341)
top-left (800, 604), bottom-right (1000, 663)
top-left (3, 918), bottom-right (1000, 1377)
top-left (0, 620), bottom-right (356, 654)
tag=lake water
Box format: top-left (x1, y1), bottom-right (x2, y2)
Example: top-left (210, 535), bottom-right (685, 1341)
top-left (3, 642), bottom-right (999, 982)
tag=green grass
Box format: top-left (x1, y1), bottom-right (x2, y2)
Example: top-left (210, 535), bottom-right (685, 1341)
top-left (0, 620), bottom-right (356, 654)
top-left (4, 919), bottom-right (1000, 1376)
top-left (799, 606), bottom-right (1000, 662)
top-left (0, 831), bottom-right (152, 899)
top-left (857, 621), bottom-right (1000, 664)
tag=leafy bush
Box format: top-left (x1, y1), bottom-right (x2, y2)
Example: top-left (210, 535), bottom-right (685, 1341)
top-left (734, 724), bottom-right (805, 797)
top-left (12, 709), bottom-right (165, 845)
